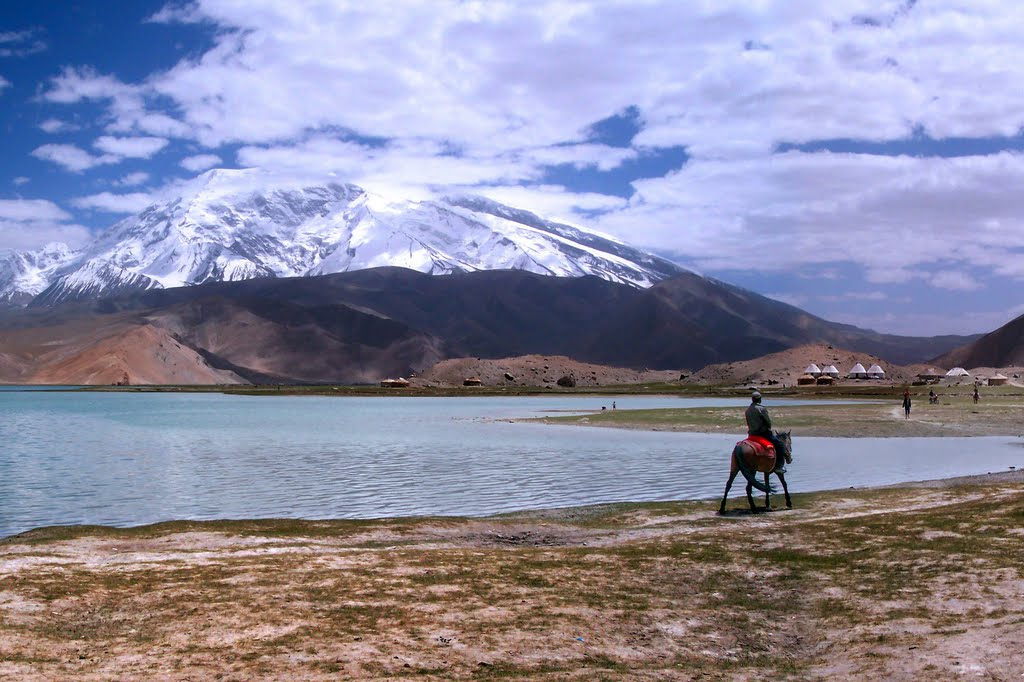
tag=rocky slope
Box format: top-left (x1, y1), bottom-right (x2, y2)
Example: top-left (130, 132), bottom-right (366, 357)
top-left (932, 312), bottom-right (1024, 369)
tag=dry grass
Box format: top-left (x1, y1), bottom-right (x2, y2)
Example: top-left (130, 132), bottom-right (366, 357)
top-left (1, 474), bottom-right (1023, 680)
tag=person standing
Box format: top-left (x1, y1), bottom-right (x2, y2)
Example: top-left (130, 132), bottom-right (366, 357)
top-left (973, 387), bottom-right (980, 404)
top-left (902, 390), bottom-right (912, 419)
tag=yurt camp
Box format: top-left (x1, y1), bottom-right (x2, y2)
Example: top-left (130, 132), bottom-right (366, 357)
top-left (867, 364), bottom-right (886, 379)
top-left (821, 365), bottom-right (840, 378)
top-left (803, 363), bottom-right (821, 377)
top-left (847, 363), bottom-right (868, 379)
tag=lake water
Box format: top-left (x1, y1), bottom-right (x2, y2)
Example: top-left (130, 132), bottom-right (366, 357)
top-left (1, 391), bottom-right (1021, 538)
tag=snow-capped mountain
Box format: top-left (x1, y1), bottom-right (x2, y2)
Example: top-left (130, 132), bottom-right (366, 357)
top-left (8, 169), bottom-right (687, 306)
top-left (0, 242), bottom-right (78, 305)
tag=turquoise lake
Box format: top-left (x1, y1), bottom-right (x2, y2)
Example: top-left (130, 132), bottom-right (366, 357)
top-left (1, 390), bottom-right (1021, 538)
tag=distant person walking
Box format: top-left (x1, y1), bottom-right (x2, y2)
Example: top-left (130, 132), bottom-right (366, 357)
top-left (973, 387), bottom-right (980, 404)
top-left (902, 390), bottom-right (912, 419)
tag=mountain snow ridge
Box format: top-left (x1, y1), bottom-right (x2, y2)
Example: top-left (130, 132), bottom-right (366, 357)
top-left (3, 169), bottom-right (687, 306)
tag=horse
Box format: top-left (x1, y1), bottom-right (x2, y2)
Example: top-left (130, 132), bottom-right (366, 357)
top-left (718, 430), bottom-right (792, 514)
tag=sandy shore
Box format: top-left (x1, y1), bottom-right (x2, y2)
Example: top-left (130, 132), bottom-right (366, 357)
top-left (1, 471), bottom-right (1022, 680)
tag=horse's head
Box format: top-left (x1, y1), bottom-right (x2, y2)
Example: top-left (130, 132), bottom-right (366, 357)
top-left (775, 430), bottom-right (793, 464)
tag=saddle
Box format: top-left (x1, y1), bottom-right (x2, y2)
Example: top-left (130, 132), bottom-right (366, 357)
top-left (743, 434), bottom-right (776, 455)
top-left (739, 435), bottom-right (777, 469)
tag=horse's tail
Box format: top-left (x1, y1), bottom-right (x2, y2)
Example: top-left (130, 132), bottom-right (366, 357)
top-left (733, 443), bottom-right (774, 493)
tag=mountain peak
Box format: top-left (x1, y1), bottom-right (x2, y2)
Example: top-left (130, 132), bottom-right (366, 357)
top-left (6, 171), bottom-right (688, 306)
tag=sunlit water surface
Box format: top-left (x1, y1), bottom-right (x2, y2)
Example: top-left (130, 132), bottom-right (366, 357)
top-left (1, 390), bottom-right (1020, 537)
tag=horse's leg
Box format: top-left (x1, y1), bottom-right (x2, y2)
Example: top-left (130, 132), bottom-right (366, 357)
top-left (746, 479), bottom-right (757, 513)
top-left (777, 470), bottom-right (792, 509)
top-left (719, 457), bottom-right (740, 514)
top-left (764, 472), bottom-right (772, 511)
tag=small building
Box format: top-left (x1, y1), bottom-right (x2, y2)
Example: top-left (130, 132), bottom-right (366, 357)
top-left (946, 367), bottom-right (970, 377)
top-left (848, 363), bottom-right (868, 379)
top-left (815, 376), bottom-right (835, 385)
top-left (917, 368), bottom-right (941, 383)
top-left (821, 365), bottom-right (840, 378)
top-left (380, 377), bottom-right (410, 388)
top-left (988, 373), bottom-right (1008, 386)
top-left (866, 364), bottom-right (885, 379)
top-left (803, 363), bottom-right (821, 377)
top-left (463, 377), bottom-right (483, 386)
top-left (797, 374), bottom-right (817, 386)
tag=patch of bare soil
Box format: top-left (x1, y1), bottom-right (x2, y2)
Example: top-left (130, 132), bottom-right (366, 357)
top-left (1, 473), bottom-right (1022, 680)
top-left (413, 354), bottom-right (680, 388)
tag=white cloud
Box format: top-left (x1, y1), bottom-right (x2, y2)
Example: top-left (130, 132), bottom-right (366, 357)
top-left (31, 2), bottom-right (1024, 333)
top-left (72, 191), bottom-right (155, 214)
top-left (766, 292), bottom-right (808, 307)
top-left (930, 270), bottom-right (982, 291)
top-left (114, 172), bottom-right (151, 187)
top-left (827, 308), bottom-right (1022, 338)
top-left (596, 151), bottom-right (1024, 290)
top-left (0, 29), bottom-right (46, 57)
top-left (819, 291), bottom-right (888, 303)
top-left (31, 144), bottom-right (119, 172)
top-left (93, 135), bottom-right (168, 158)
top-left (0, 221), bottom-right (91, 252)
top-left (0, 75), bottom-right (9, 92)
top-left (180, 153), bottom-right (222, 172)
top-left (0, 199), bottom-right (70, 223)
top-left (12, 176), bottom-right (29, 186)
top-left (0, 199), bottom-right (89, 251)
top-left (38, 118), bottom-right (78, 134)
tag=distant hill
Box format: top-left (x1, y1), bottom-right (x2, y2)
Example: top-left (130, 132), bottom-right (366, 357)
top-left (931, 313), bottom-right (1024, 368)
top-left (0, 267), bottom-right (976, 384)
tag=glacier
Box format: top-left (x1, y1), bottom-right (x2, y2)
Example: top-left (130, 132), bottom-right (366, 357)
top-left (2, 169), bottom-right (686, 306)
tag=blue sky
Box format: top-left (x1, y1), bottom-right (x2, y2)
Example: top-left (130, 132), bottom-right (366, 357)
top-left (2, 1), bottom-right (1023, 336)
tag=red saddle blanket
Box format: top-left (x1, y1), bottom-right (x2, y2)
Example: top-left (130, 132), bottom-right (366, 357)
top-left (740, 435), bottom-right (776, 457)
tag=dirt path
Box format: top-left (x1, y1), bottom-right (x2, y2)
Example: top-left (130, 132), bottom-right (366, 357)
top-left (1, 472), bottom-right (1022, 680)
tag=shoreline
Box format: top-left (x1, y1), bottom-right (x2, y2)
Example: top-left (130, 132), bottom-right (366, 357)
top-left (5, 467), bottom-right (1022, 543)
top-left (2, 470), bottom-right (1022, 679)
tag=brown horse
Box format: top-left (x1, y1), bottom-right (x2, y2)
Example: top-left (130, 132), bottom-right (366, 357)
top-left (718, 431), bottom-right (792, 514)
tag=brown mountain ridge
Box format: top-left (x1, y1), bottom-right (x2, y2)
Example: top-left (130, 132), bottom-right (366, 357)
top-left (0, 267), bottom-right (977, 385)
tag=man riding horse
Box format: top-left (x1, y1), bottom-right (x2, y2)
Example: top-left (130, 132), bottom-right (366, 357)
top-left (719, 391), bottom-right (793, 513)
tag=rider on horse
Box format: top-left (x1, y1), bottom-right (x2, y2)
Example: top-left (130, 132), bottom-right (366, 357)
top-left (745, 392), bottom-right (785, 468)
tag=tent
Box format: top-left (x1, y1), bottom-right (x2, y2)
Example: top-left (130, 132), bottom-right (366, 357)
top-left (866, 364), bottom-right (885, 379)
top-left (797, 374), bottom-right (817, 386)
top-left (821, 365), bottom-right (840, 378)
top-left (847, 363), bottom-right (867, 379)
top-left (803, 363), bottom-right (821, 376)
top-left (946, 367), bottom-right (970, 377)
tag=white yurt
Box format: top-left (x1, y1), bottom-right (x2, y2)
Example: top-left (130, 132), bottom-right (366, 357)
top-left (866, 364), bottom-right (885, 379)
top-left (822, 365), bottom-right (840, 378)
top-left (946, 367), bottom-right (970, 377)
top-left (848, 363), bottom-right (867, 379)
top-left (804, 363), bottom-right (822, 377)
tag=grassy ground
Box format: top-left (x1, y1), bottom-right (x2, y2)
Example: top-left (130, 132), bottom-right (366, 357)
top-left (537, 391), bottom-right (1024, 437)
top-left (1, 475), bottom-right (1022, 680)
